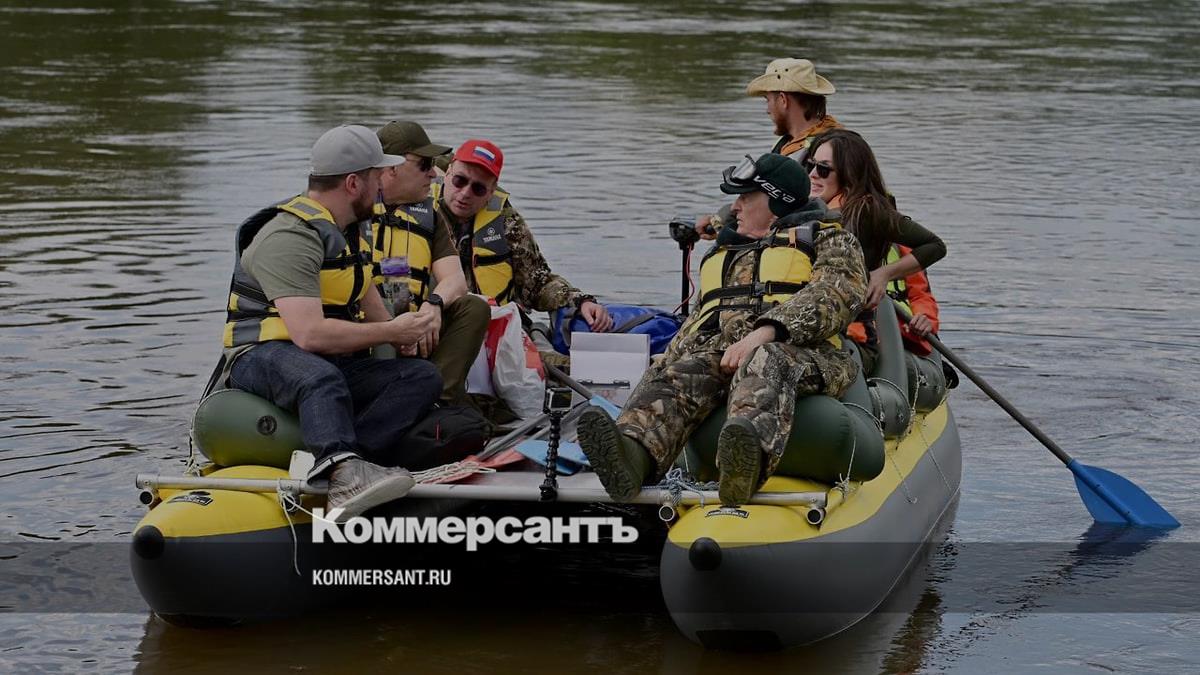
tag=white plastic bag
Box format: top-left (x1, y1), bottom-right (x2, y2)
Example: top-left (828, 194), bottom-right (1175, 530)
top-left (467, 301), bottom-right (545, 419)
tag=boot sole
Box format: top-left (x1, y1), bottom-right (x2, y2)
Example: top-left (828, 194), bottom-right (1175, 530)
top-left (329, 472), bottom-right (416, 522)
top-left (717, 418), bottom-right (763, 506)
top-left (577, 408), bottom-right (640, 501)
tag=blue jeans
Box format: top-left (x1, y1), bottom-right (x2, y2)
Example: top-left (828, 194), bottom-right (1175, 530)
top-left (229, 341), bottom-right (442, 476)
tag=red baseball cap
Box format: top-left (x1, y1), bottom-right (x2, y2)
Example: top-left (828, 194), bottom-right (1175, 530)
top-left (453, 139), bottom-right (504, 179)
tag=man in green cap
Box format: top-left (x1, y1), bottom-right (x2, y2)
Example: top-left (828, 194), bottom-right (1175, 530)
top-left (371, 121), bottom-right (491, 407)
top-left (578, 152), bottom-right (867, 506)
top-left (694, 58), bottom-right (843, 240)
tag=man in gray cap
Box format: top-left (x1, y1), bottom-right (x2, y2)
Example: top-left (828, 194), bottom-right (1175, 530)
top-left (579, 152), bottom-right (866, 506)
top-left (220, 124), bottom-right (443, 521)
top-left (370, 121), bottom-right (490, 408)
top-left (695, 58), bottom-right (843, 239)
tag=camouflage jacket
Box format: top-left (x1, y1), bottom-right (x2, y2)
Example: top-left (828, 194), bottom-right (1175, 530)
top-left (438, 197), bottom-right (587, 312)
top-left (672, 207), bottom-right (867, 356)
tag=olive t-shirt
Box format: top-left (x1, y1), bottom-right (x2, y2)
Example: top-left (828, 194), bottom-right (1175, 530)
top-left (241, 213), bottom-right (325, 300)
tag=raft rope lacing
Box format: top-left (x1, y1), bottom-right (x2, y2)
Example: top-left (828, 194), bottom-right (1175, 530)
top-left (412, 459), bottom-right (496, 484)
top-left (867, 377), bottom-right (919, 504)
top-left (915, 410), bottom-right (953, 492)
top-left (655, 467), bottom-right (719, 522)
top-left (183, 433), bottom-right (202, 477)
top-left (277, 483), bottom-right (307, 577)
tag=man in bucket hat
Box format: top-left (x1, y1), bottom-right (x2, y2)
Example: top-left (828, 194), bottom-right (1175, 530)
top-left (220, 124), bottom-right (443, 521)
top-left (578, 153), bottom-right (866, 506)
top-left (695, 58), bottom-right (844, 239)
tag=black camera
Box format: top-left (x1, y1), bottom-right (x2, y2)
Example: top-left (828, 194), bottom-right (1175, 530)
top-left (669, 216), bottom-right (700, 247)
top-left (543, 386), bottom-right (573, 414)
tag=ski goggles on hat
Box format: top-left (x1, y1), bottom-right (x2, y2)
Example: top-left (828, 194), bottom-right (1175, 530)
top-left (722, 154), bottom-right (759, 186)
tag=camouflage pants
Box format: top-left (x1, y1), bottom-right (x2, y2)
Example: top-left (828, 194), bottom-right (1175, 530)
top-left (616, 338), bottom-right (855, 479)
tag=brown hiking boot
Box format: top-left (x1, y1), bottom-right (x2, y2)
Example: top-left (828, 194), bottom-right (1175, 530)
top-left (577, 406), bottom-right (647, 501)
top-left (717, 417), bottom-right (764, 506)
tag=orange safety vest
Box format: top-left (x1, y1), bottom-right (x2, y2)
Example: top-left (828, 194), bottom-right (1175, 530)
top-left (847, 244), bottom-right (940, 355)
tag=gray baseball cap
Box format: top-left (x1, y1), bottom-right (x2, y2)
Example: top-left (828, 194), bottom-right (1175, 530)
top-left (309, 124), bottom-right (406, 176)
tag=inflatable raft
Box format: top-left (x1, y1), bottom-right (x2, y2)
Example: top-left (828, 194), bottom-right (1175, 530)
top-left (130, 298), bottom-right (960, 647)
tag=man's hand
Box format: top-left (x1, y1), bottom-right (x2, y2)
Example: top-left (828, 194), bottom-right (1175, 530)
top-left (695, 215), bottom-right (719, 241)
top-left (413, 302), bottom-right (443, 357)
top-left (720, 325), bottom-right (776, 375)
top-left (865, 268), bottom-right (889, 309)
top-left (908, 313), bottom-right (934, 337)
top-left (580, 300), bottom-right (613, 332)
top-left (388, 311), bottom-right (436, 350)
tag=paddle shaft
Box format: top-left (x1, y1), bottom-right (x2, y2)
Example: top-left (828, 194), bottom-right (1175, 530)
top-left (931, 334), bottom-right (1073, 465)
top-left (895, 306), bottom-right (1073, 465)
top-left (544, 362), bottom-right (596, 400)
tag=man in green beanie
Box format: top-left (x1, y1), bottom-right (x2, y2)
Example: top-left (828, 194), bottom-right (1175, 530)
top-left (577, 152), bottom-right (867, 506)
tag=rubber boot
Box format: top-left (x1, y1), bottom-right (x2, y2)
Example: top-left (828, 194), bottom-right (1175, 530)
top-left (716, 416), bottom-right (764, 506)
top-left (577, 406), bottom-right (653, 501)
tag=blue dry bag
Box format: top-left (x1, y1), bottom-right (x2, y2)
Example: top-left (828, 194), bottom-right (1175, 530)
top-left (550, 304), bottom-right (682, 356)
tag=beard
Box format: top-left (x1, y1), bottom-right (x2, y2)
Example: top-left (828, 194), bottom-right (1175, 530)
top-left (772, 114), bottom-right (788, 137)
top-left (351, 188), bottom-right (377, 222)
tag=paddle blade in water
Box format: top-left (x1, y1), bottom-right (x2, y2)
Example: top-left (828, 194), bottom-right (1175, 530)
top-left (1068, 461), bottom-right (1180, 529)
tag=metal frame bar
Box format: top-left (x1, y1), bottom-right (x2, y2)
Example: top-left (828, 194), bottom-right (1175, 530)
top-left (135, 473), bottom-right (827, 507)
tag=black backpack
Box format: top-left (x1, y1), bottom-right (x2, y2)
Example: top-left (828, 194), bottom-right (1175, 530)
top-left (398, 404), bottom-right (492, 470)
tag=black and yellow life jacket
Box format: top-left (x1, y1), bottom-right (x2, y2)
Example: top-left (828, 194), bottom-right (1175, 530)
top-left (883, 244), bottom-right (910, 309)
top-left (687, 220), bottom-right (842, 348)
top-left (432, 180), bottom-right (515, 304)
top-left (371, 197), bottom-right (438, 309)
top-left (223, 196), bottom-right (372, 348)
top-left (847, 244), bottom-right (910, 346)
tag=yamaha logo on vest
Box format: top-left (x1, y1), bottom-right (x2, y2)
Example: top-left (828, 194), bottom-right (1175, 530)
top-left (481, 227), bottom-right (503, 244)
top-left (408, 204), bottom-right (430, 214)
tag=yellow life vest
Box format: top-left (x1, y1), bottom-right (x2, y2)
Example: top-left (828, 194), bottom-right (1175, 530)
top-left (688, 220), bottom-right (842, 349)
top-left (432, 180), bottom-right (515, 303)
top-left (223, 196), bottom-right (372, 348)
top-left (883, 244), bottom-right (911, 312)
top-left (847, 244), bottom-right (912, 346)
top-left (370, 197), bottom-right (437, 310)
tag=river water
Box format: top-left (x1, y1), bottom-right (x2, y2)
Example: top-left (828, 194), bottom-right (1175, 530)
top-left (2, 1), bottom-right (1199, 672)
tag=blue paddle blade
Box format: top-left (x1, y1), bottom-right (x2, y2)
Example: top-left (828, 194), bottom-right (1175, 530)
top-left (1067, 460), bottom-right (1179, 529)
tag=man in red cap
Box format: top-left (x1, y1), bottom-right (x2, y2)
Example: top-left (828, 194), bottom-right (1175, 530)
top-left (434, 139), bottom-right (613, 332)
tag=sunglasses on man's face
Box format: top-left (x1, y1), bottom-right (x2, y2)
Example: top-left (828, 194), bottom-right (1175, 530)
top-left (449, 173), bottom-right (492, 197)
top-left (406, 156), bottom-right (434, 172)
top-left (802, 158), bottom-right (835, 179)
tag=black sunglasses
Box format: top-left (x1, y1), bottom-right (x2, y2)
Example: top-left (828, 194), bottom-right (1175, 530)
top-left (409, 156), bottom-right (434, 172)
top-left (802, 158), bottom-right (835, 179)
top-left (450, 173), bottom-right (491, 197)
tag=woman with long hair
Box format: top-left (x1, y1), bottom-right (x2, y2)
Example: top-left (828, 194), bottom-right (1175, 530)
top-left (803, 128), bottom-right (946, 370)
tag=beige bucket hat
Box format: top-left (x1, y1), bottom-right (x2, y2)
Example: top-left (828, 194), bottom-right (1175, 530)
top-left (745, 58), bottom-right (836, 96)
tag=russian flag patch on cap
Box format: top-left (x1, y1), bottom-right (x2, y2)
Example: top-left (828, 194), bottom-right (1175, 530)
top-left (454, 139), bottom-right (504, 178)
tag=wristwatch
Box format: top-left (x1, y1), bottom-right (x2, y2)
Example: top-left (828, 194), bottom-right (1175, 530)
top-left (425, 293), bottom-right (445, 309)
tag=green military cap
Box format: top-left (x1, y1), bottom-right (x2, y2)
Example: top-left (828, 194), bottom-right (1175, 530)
top-left (376, 121), bottom-right (452, 158)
